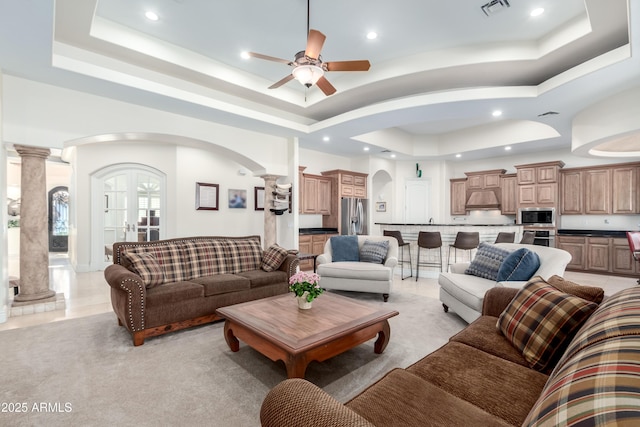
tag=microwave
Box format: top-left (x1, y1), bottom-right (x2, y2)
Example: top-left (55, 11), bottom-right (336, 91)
top-left (519, 207), bottom-right (555, 227)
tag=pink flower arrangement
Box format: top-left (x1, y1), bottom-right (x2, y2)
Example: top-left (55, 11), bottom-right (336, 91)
top-left (288, 271), bottom-right (323, 302)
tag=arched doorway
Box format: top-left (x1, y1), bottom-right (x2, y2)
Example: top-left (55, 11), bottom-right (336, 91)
top-left (48, 186), bottom-right (69, 252)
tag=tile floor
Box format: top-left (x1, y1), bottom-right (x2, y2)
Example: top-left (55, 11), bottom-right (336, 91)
top-left (1, 254), bottom-right (637, 332)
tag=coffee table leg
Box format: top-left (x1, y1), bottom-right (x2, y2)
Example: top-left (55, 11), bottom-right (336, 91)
top-left (285, 355), bottom-right (308, 379)
top-left (224, 320), bottom-right (240, 352)
top-left (374, 320), bottom-right (391, 354)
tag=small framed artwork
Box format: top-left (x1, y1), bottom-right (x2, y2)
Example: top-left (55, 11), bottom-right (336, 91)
top-left (376, 201), bottom-right (386, 212)
top-left (229, 189), bottom-right (247, 209)
top-left (254, 187), bottom-right (265, 211)
top-left (196, 182), bottom-right (219, 210)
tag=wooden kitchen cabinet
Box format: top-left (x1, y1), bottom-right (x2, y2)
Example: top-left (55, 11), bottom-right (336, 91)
top-left (302, 176), bottom-right (319, 214)
top-left (500, 174), bottom-right (517, 215)
top-left (450, 178), bottom-right (467, 215)
top-left (321, 169), bottom-right (368, 234)
top-left (317, 178), bottom-right (332, 215)
top-left (560, 170), bottom-right (583, 214)
top-left (612, 238), bottom-right (637, 275)
top-left (586, 237), bottom-right (610, 272)
top-left (515, 161), bottom-right (564, 208)
top-left (557, 236), bottom-right (586, 270)
top-left (299, 169), bottom-right (332, 215)
top-left (584, 169), bottom-right (611, 214)
top-left (612, 166), bottom-right (637, 214)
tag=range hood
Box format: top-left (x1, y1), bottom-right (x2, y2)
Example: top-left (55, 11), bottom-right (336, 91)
top-left (466, 189), bottom-right (501, 210)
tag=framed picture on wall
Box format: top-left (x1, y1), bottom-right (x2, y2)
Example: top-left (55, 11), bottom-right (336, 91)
top-left (376, 201), bottom-right (386, 212)
top-left (196, 182), bottom-right (219, 210)
top-left (229, 189), bottom-right (247, 209)
top-left (254, 187), bottom-right (265, 211)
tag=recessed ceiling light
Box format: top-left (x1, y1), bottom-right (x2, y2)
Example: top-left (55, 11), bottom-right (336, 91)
top-left (492, 110), bottom-right (503, 117)
top-left (390, 154), bottom-right (396, 158)
top-left (322, 136), bottom-right (330, 142)
top-left (363, 147), bottom-right (370, 151)
top-left (145, 11), bottom-right (159, 21)
top-left (455, 154), bottom-right (462, 158)
top-left (366, 31), bottom-right (378, 40)
top-left (530, 8), bottom-right (544, 17)
top-left (240, 51), bottom-right (250, 59)
top-left (505, 146), bottom-right (512, 151)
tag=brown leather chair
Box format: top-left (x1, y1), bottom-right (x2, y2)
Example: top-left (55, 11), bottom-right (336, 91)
top-left (416, 231), bottom-right (442, 280)
top-left (383, 230), bottom-right (412, 280)
top-left (520, 231), bottom-right (536, 244)
top-left (447, 231), bottom-right (479, 269)
top-left (494, 232), bottom-right (515, 243)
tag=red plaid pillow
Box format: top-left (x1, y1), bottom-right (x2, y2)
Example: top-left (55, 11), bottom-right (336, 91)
top-left (261, 244), bottom-right (289, 272)
top-left (123, 251), bottom-right (165, 288)
top-left (497, 277), bottom-right (598, 372)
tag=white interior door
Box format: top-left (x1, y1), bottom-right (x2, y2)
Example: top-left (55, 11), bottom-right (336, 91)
top-left (405, 179), bottom-right (431, 223)
top-left (93, 165), bottom-right (165, 269)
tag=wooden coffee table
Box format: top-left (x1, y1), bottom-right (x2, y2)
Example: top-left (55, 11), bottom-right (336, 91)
top-left (216, 292), bottom-right (399, 379)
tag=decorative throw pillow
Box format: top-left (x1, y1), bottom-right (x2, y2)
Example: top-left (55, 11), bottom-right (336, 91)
top-left (360, 240), bottom-right (389, 264)
top-left (464, 242), bottom-right (512, 281)
top-left (261, 244), bottom-right (289, 272)
top-left (496, 248), bottom-right (540, 282)
top-left (123, 251), bottom-right (165, 288)
top-left (546, 275), bottom-right (604, 304)
top-left (330, 235), bottom-right (360, 262)
top-left (497, 277), bottom-right (598, 372)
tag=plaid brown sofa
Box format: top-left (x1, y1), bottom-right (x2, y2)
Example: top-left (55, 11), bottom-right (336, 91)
top-left (104, 235), bottom-right (298, 346)
top-left (260, 283), bottom-right (640, 427)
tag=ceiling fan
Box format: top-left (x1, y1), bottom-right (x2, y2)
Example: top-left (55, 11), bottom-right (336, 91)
top-left (246, 2), bottom-right (370, 96)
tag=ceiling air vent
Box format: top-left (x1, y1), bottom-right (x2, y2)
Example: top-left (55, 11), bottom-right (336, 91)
top-left (481, 0), bottom-right (510, 16)
top-left (538, 111), bottom-right (559, 117)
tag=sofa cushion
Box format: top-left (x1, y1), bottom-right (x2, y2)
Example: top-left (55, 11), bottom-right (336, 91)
top-left (183, 239), bottom-right (227, 277)
top-left (261, 244), bottom-right (289, 272)
top-left (497, 277), bottom-right (598, 372)
top-left (145, 281), bottom-right (205, 308)
top-left (524, 287), bottom-right (640, 426)
top-left (330, 235), bottom-right (360, 262)
top-left (189, 274), bottom-right (251, 296)
top-left (407, 342), bottom-right (549, 426)
top-left (222, 237), bottom-right (263, 273)
top-left (465, 242), bottom-right (512, 281)
top-left (496, 248), bottom-right (540, 282)
top-left (236, 269), bottom-right (289, 288)
top-left (346, 368), bottom-right (513, 427)
top-left (359, 239), bottom-right (389, 264)
top-left (450, 316), bottom-right (528, 367)
top-left (122, 242), bottom-right (190, 283)
top-left (317, 262), bottom-right (392, 281)
top-left (123, 251), bottom-right (165, 288)
top-left (439, 272), bottom-right (497, 312)
top-left (546, 274), bottom-right (604, 304)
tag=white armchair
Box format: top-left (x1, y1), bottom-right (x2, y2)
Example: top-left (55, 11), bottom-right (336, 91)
top-left (316, 235), bottom-right (398, 302)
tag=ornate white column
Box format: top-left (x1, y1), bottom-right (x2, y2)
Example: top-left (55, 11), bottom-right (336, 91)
top-left (262, 175), bottom-right (279, 248)
top-left (13, 145), bottom-right (57, 305)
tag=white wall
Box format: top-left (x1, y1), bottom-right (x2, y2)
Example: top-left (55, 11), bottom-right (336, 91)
top-left (1, 68), bottom-right (7, 323)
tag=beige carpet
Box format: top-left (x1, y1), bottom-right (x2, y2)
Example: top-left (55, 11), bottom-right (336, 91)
top-left (0, 290), bottom-right (466, 427)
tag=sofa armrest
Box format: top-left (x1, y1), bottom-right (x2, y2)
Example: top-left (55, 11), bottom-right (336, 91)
top-left (104, 264), bottom-right (147, 332)
top-left (450, 262), bottom-right (470, 274)
top-left (317, 253), bottom-right (332, 265)
top-left (279, 254), bottom-right (299, 279)
top-left (260, 379), bottom-right (375, 427)
top-left (482, 287), bottom-right (519, 317)
top-left (384, 256), bottom-right (398, 269)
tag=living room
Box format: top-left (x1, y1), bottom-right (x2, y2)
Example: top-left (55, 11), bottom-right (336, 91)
top-left (2, 0), bottom-right (640, 425)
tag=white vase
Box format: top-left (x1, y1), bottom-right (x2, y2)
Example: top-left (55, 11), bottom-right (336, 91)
top-left (297, 292), bottom-right (313, 310)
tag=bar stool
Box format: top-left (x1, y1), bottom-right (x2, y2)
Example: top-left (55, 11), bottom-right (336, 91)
top-left (383, 230), bottom-right (412, 280)
top-left (494, 232), bottom-right (515, 243)
top-left (520, 231), bottom-right (536, 244)
top-left (447, 231), bottom-right (479, 269)
top-left (416, 231), bottom-right (443, 280)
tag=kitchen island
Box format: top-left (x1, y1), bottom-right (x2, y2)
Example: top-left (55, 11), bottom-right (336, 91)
top-left (376, 223), bottom-right (523, 276)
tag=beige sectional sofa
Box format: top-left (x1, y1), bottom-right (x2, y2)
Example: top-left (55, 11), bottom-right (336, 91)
top-left (260, 277), bottom-right (640, 426)
top-left (104, 235), bottom-right (298, 345)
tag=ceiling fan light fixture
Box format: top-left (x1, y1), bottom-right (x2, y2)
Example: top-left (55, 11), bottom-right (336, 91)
top-left (292, 65), bottom-right (324, 87)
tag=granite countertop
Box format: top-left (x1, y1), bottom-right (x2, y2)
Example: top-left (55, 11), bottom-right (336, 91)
top-left (557, 229), bottom-right (629, 238)
top-left (374, 223), bottom-right (520, 226)
top-left (299, 228), bottom-right (339, 235)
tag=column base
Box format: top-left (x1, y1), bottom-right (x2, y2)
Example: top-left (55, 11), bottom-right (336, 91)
top-left (13, 289), bottom-right (56, 303)
top-left (10, 293), bottom-right (66, 317)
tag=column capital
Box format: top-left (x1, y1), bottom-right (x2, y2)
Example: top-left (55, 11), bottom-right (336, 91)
top-left (14, 145), bottom-right (51, 160)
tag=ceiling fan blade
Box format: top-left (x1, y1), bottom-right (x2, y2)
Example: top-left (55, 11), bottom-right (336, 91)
top-left (247, 52), bottom-right (292, 65)
top-left (268, 74), bottom-right (295, 89)
top-left (325, 60), bottom-right (371, 72)
top-left (316, 76), bottom-right (336, 96)
top-left (305, 29), bottom-right (326, 59)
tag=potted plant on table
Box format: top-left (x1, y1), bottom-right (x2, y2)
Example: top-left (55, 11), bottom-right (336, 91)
top-left (289, 271), bottom-right (323, 309)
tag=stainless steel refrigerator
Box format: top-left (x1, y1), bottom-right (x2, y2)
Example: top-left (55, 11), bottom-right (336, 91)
top-left (341, 198), bottom-right (368, 235)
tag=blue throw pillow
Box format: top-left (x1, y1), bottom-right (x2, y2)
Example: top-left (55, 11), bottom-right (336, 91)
top-left (360, 240), bottom-right (389, 264)
top-left (464, 242), bottom-right (512, 281)
top-left (497, 248), bottom-right (541, 282)
top-left (330, 235), bottom-right (360, 262)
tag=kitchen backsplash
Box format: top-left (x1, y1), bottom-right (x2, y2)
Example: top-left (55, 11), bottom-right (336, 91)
top-left (559, 214), bottom-right (640, 231)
